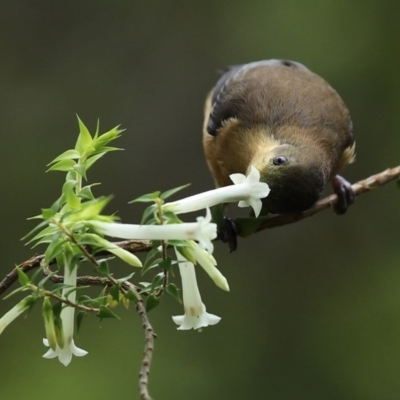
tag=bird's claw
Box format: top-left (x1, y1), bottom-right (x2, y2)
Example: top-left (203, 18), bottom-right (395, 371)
top-left (217, 217), bottom-right (238, 252)
top-left (332, 175), bottom-right (355, 214)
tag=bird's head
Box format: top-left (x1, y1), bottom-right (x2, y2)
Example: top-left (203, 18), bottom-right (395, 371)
top-left (250, 144), bottom-right (328, 214)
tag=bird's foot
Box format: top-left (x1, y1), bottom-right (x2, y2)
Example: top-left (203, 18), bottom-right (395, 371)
top-left (217, 216), bottom-right (238, 252)
top-left (332, 175), bottom-right (355, 214)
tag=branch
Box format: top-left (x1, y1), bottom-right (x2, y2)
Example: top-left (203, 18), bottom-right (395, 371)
top-left (0, 239), bottom-right (151, 296)
top-left (123, 282), bottom-right (156, 400)
top-left (257, 165), bottom-right (400, 231)
top-left (1, 165), bottom-right (399, 298)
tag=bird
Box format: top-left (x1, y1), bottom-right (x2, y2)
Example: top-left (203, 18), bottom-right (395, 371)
top-left (202, 59), bottom-right (356, 249)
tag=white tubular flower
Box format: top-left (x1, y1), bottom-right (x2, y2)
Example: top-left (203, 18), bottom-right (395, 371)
top-left (0, 296), bottom-right (32, 335)
top-left (163, 166), bottom-right (270, 217)
top-left (91, 208), bottom-right (217, 251)
top-left (183, 241), bottom-right (229, 292)
top-left (172, 250), bottom-right (221, 330)
top-left (42, 263), bottom-right (88, 366)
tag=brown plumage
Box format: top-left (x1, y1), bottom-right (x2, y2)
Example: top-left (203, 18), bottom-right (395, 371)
top-left (203, 59), bottom-right (355, 215)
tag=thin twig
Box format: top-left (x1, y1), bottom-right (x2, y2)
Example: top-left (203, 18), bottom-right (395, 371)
top-left (123, 282), bottom-right (156, 400)
top-left (39, 288), bottom-right (100, 313)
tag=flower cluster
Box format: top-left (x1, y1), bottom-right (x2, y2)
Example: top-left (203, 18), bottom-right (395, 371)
top-left (0, 118), bottom-right (270, 367)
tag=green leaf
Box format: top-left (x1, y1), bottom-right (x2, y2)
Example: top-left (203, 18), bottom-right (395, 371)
top-left (44, 237), bottom-right (66, 264)
top-left (95, 146), bottom-right (122, 153)
top-left (27, 225), bottom-right (58, 245)
top-left (129, 192), bottom-right (161, 204)
top-left (109, 284), bottom-right (121, 302)
top-left (76, 310), bottom-right (87, 333)
top-left (3, 286), bottom-right (30, 300)
top-left (124, 289), bottom-right (140, 301)
top-left (52, 301), bottom-right (63, 318)
top-left (97, 305), bottom-right (120, 319)
top-left (142, 258), bottom-right (163, 274)
top-left (163, 211), bottom-right (182, 224)
top-left (94, 119), bottom-right (100, 139)
top-left (141, 204), bottom-right (156, 224)
top-left (235, 216), bottom-right (269, 237)
top-left (62, 179), bottom-right (80, 210)
top-left (70, 196), bottom-right (113, 221)
top-left (17, 268), bottom-right (30, 286)
top-left (73, 163), bottom-right (87, 179)
top-left (94, 260), bottom-right (110, 277)
top-left (150, 273), bottom-right (164, 290)
top-left (165, 283), bottom-right (182, 303)
top-left (116, 272), bottom-right (135, 283)
top-left (77, 295), bottom-right (93, 304)
top-left (21, 220), bottom-right (49, 241)
top-left (50, 195), bottom-right (64, 214)
top-left (49, 149), bottom-right (81, 164)
top-left (143, 247), bottom-right (160, 269)
top-left (145, 295), bottom-right (160, 312)
top-left (85, 152), bottom-right (106, 170)
top-left (159, 257), bottom-right (172, 272)
top-left (37, 273), bottom-right (56, 288)
top-left (93, 126), bottom-right (124, 150)
top-left (78, 184), bottom-right (100, 200)
top-left (160, 183), bottom-right (191, 200)
top-left (50, 283), bottom-right (71, 293)
top-left (75, 116), bottom-right (93, 153)
top-left (47, 159), bottom-right (76, 172)
top-left (41, 208), bottom-right (55, 220)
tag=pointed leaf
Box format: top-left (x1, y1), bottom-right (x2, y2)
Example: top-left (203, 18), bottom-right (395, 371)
top-left (165, 283), bottom-right (182, 303)
top-left (160, 183), bottom-right (191, 200)
top-left (75, 116), bottom-right (93, 153)
top-left (49, 149), bottom-right (80, 164)
top-left (145, 294), bottom-right (160, 312)
top-left (141, 204), bottom-right (156, 224)
top-left (97, 305), bottom-right (120, 319)
top-left (41, 208), bottom-right (55, 220)
top-left (47, 159), bottom-right (76, 172)
top-left (85, 152), bottom-right (106, 170)
top-left (109, 284), bottom-right (121, 302)
top-left (129, 192), bottom-right (161, 204)
top-left (17, 268), bottom-right (30, 286)
top-left (76, 310), bottom-right (87, 333)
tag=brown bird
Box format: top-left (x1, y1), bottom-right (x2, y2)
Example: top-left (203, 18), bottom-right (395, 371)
top-left (203, 59), bottom-right (355, 219)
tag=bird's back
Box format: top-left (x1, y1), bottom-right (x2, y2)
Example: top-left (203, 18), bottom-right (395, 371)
top-left (207, 60), bottom-right (353, 153)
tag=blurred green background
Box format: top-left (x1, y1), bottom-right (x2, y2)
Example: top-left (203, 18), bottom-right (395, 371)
top-left (1, 1), bottom-right (400, 399)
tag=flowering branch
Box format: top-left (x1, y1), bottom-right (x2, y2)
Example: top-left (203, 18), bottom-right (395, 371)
top-left (1, 165), bottom-right (399, 298)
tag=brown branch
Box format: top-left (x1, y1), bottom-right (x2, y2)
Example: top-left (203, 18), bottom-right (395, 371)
top-left (123, 282), bottom-right (156, 400)
top-left (0, 239), bottom-right (151, 296)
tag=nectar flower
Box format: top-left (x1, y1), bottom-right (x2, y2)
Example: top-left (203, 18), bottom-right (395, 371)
top-left (163, 166), bottom-right (270, 217)
top-left (180, 241), bottom-right (229, 292)
top-left (91, 208), bottom-right (217, 250)
top-left (42, 263), bottom-right (88, 366)
top-left (172, 250), bottom-right (221, 330)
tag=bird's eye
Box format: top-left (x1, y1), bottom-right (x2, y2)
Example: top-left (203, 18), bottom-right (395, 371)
top-left (272, 156), bottom-right (288, 166)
